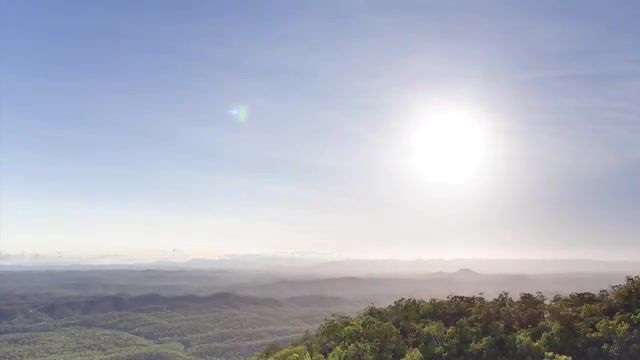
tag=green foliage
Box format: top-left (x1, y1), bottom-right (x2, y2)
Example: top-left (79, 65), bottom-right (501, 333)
top-left (0, 295), bottom-right (340, 360)
top-left (255, 276), bottom-right (640, 360)
top-left (249, 344), bottom-right (326, 360)
top-left (270, 345), bottom-right (312, 360)
top-left (402, 348), bottom-right (423, 360)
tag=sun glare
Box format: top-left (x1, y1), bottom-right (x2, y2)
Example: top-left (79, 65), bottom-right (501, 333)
top-left (409, 105), bottom-right (492, 186)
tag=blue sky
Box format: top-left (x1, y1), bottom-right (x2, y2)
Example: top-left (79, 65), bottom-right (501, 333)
top-left (1, 1), bottom-right (639, 260)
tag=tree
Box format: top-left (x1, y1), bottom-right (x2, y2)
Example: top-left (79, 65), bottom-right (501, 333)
top-left (254, 277), bottom-right (640, 360)
top-left (403, 348), bottom-right (423, 360)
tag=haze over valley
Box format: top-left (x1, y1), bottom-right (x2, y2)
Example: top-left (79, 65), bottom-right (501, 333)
top-left (1, 0), bottom-right (639, 359)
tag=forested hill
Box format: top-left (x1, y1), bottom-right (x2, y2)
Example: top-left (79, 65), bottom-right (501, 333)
top-left (0, 293), bottom-right (362, 359)
top-left (0, 292), bottom-right (360, 322)
top-left (252, 276), bottom-right (640, 360)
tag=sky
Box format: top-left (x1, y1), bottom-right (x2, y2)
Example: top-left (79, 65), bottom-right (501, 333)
top-left (1, 1), bottom-right (639, 260)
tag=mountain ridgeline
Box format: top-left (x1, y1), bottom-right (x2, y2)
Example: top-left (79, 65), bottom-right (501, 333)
top-left (252, 276), bottom-right (640, 360)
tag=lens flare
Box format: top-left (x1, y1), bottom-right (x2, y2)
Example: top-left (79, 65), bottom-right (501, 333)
top-left (229, 104), bottom-right (250, 124)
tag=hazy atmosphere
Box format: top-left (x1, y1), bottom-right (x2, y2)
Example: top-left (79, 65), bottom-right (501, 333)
top-left (2, 1), bottom-right (639, 261)
top-left (2, 2), bottom-right (640, 360)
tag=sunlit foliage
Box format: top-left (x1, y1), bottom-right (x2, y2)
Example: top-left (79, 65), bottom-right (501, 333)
top-left (254, 276), bottom-right (640, 360)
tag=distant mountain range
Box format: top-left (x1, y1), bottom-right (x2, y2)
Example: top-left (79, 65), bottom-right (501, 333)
top-left (2, 252), bottom-right (640, 274)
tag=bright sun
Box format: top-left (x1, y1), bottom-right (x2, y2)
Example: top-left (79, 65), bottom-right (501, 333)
top-left (409, 105), bottom-right (491, 185)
